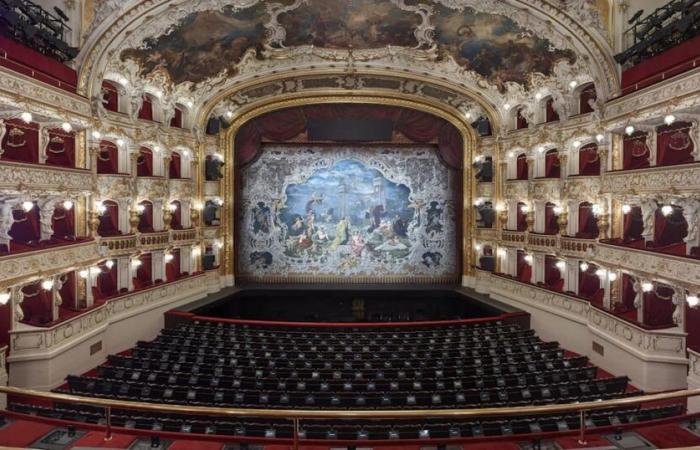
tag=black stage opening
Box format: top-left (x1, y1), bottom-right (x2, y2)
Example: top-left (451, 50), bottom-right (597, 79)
top-left (189, 286), bottom-right (512, 323)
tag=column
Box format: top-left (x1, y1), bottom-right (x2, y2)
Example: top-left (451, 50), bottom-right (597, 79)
top-left (564, 258), bottom-right (579, 293)
top-left (506, 200), bottom-right (517, 231)
top-left (181, 246), bottom-right (192, 275)
top-left (682, 199), bottom-right (700, 255)
top-left (646, 129), bottom-right (658, 167)
top-left (117, 140), bottom-right (129, 174)
top-left (533, 253), bottom-right (545, 285)
top-left (117, 256), bottom-right (130, 293)
top-left (128, 144), bottom-right (140, 177)
top-left (640, 199), bottom-right (657, 244)
top-left (505, 248), bottom-right (518, 277)
top-left (152, 251), bottom-right (165, 283)
top-left (567, 200), bottom-right (579, 236)
top-left (181, 200), bottom-right (192, 228)
top-left (153, 199), bottom-right (164, 231)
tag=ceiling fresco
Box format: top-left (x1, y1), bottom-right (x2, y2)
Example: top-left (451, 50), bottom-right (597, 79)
top-left (118, 0), bottom-right (578, 91)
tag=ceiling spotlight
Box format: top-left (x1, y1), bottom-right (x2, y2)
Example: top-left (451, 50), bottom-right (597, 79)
top-left (580, 262), bottom-right (589, 272)
top-left (661, 205), bottom-right (674, 216)
top-left (0, 292), bottom-right (10, 305)
top-left (41, 279), bottom-right (54, 291)
top-left (61, 122), bottom-right (72, 133)
top-left (105, 260), bottom-right (115, 269)
top-left (688, 295), bottom-right (700, 308)
top-left (503, 103), bottom-right (511, 111)
top-left (595, 269), bottom-right (606, 278)
top-left (524, 255), bottom-right (533, 264)
top-left (555, 261), bottom-right (566, 270)
top-left (22, 201), bottom-right (34, 212)
top-left (20, 112), bottom-right (33, 123)
top-left (608, 271), bottom-right (618, 281)
top-left (569, 80), bottom-right (578, 89)
top-left (622, 204), bottom-right (631, 214)
top-left (596, 134), bottom-right (605, 143)
top-left (92, 130), bottom-right (102, 140)
top-left (642, 282), bottom-right (653, 292)
top-left (664, 114), bottom-right (676, 126)
top-left (62, 200), bottom-right (74, 210)
top-left (625, 125), bottom-right (635, 136)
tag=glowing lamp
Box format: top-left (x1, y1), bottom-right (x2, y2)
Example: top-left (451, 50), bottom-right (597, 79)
top-left (520, 205), bottom-right (530, 213)
top-left (41, 279), bottom-right (54, 291)
top-left (555, 261), bottom-right (566, 271)
top-left (136, 205), bottom-right (146, 214)
top-left (22, 201), bottom-right (34, 212)
top-left (507, 151), bottom-right (515, 158)
top-left (475, 244), bottom-right (482, 252)
top-left (61, 122), bottom-right (72, 133)
top-left (89, 267), bottom-right (101, 276)
top-left (641, 282), bottom-right (653, 292)
top-left (524, 255), bottom-right (533, 264)
top-left (503, 103), bottom-right (511, 111)
top-left (569, 80), bottom-right (578, 89)
top-left (105, 260), bottom-right (114, 269)
top-left (579, 262), bottom-right (589, 272)
top-left (20, 112), bottom-right (33, 123)
top-left (131, 260), bottom-right (143, 268)
top-left (92, 130), bottom-right (101, 139)
top-left (595, 269), bottom-right (606, 278)
top-left (116, 138), bottom-right (125, 147)
top-left (608, 272), bottom-right (618, 281)
top-left (79, 269), bottom-right (89, 279)
top-left (164, 254), bottom-right (174, 263)
top-left (688, 295), bottom-right (700, 308)
top-left (169, 203), bottom-right (178, 212)
top-left (596, 134), bottom-right (604, 143)
top-left (621, 204), bottom-right (631, 214)
top-left (0, 292), bottom-right (10, 305)
top-left (664, 115), bottom-right (676, 126)
top-left (661, 205), bottom-right (673, 216)
top-left (553, 206), bottom-right (563, 215)
top-left (63, 200), bottom-right (74, 210)
top-left (625, 125), bottom-right (635, 136)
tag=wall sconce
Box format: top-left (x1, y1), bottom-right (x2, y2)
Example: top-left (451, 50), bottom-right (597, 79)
top-left (608, 271), bottom-right (618, 281)
top-left (642, 282), bottom-right (653, 292)
top-left (79, 269), bottom-right (89, 279)
top-left (579, 262), bottom-right (589, 271)
top-left (596, 134), bottom-right (605, 143)
top-left (622, 204), bottom-right (631, 214)
top-left (136, 205), bottom-right (146, 215)
top-left (474, 198), bottom-right (484, 207)
top-left (0, 292), bottom-right (10, 305)
top-left (591, 204), bottom-right (602, 216)
top-left (524, 255), bottom-right (533, 264)
top-left (20, 112), bottom-right (33, 123)
top-left (91, 130), bottom-right (102, 140)
top-left (105, 260), bottom-right (114, 269)
top-left (214, 198), bottom-right (224, 207)
top-left (22, 201), bottom-right (34, 212)
top-left (95, 201), bottom-right (107, 215)
top-left (625, 125), bottom-right (635, 136)
top-left (664, 114), bottom-right (676, 126)
top-left (168, 203), bottom-right (178, 212)
top-left (520, 204), bottom-right (530, 213)
top-left (164, 253), bottom-right (174, 263)
top-left (661, 205), bottom-right (673, 216)
top-left (41, 279), bottom-right (54, 291)
top-left (63, 200), bottom-right (74, 210)
top-left (131, 259), bottom-right (143, 268)
top-left (61, 122), bottom-right (72, 133)
top-left (688, 295), bottom-right (699, 308)
top-left (555, 260), bottom-right (566, 271)
top-left (496, 248), bottom-right (506, 257)
top-left (215, 240), bottom-right (224, 249)
top-left (595, 268), bottom-right (606, 278)
top-left (192, 247), bottom-right (202, 257)
top-left (89, 267), bottom-right (101, 276)
top-left (553, 206), bottom-right (563, 215)
top-left (475, 244), bottom-right (482, 252)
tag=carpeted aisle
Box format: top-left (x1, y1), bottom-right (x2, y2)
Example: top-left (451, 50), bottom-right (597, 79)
top-left (68, 430), bottom-right (137, 448)
top-left (0, 419), bottom-right (55, 447)
top-left (635, 424), bottom-right (700, 448)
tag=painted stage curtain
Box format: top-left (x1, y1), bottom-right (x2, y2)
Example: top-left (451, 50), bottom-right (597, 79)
top-left (516, 109), bottom-right (528, 129)
top-left (657, 122), bottom-right (695, 167)
top-left (98, 200), bottom-right (120, 236)
top-left (52, 205), bottom-right (75, 240)
top-left (102, 81), bottom-right (119, 112)
top-left (544, 149), bottom-right (560, 178)
top-left (643, 285), bottom-right (675, 328)
top-left (138, 95), bottom-right (154, 121)
top-left (545, 98), bottom-right (559, 122)
top-left (577, 203), bottom-right (599, 239)
top-left (1, 119), bottom-right (39, 163)
top-left (579, 264), bottom-right (600, 298)
top-left (97, 141), bottom-right (118, 174)
top-left (654, 206), bottom-right (688, 247)
top-left (46, 128), bottom-right (75, 168)
top-left (169, 152), bottom-right (181, 179)
top-left (579, 84), bottom-right (596, 114)
top-left (623, 132), bottom-right (650, 170)
top-left (516, 154), bottom-right (528, 180)
top-left (137, 147), bottom-right (153, 177)
top-left (138, 201), bottom-right (154, 233)
top-left (10, 206), bottom-right (40, 245)
top-left (170, 201), bottom-right (182, 230)
top-left (624, 206), bottom-right (644, 242)
top-left (235, 105), bottom-right (463, 170)
top-left (579, 143), bottom-right (600, 176)
top-left (544, 203), bottom-right (559, 234)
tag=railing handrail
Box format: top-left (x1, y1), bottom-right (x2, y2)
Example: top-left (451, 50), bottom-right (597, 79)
top-left (2, 385), bottom-right (699, 420)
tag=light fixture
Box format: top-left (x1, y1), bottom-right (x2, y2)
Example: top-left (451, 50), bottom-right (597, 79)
top-left (154, 90), bottom-right (163, 99)
top-left (136, 204), bottom-right (146, 214)
top-left (569, 80), bottom-right (578, 89)
top-left (596, 134), bottom-right (605, 143)
top-left (193, 202), bottom-right (204, 211)
top-left (61, 122), bottom-right (72, 133)
top-left (497, 248), bottom-right (506, 257)
top-left (164, 253), bottom-right (174, 263)
top-left (625, 125), bottom-right (635, 136)
top-left (79, 269), bottom-right (89, 279)
top-left (153, 145), bottom-right (161, 153)
top-left (553, 206), bottom-right (563, 215)
top-left (186, 101), bottom-right (194, 108)
top-left (215, 240), bottom-right (224, 249)
top-left (622, 204), bottom-right (631, 214)
top-left (105, 260), bottom-right (114, 269)
top-left (573, 140), bottom-right (581, 148)
top-left (213, 153), bottom-right (224, 162)
top-left (169, 203), bottom-right (178, 212)
top-left (475, 244), bottom-right (482, 252)
top-left (555, 261), bottom-right (566, 271)
top-left (503, 103), bottom-right (511, 111)
top-left (116, 138), bottom-right (125, 147)
top-left (95, 201), bottom-right (107, 215)
top-left (520, 204), bottom-right (530, 213)
top-left (591, 204), bottom-right (602, 216)
top-left (608, 271), bottom-right (618, 281)
top-left (537, 146), bottom-right (545, 153)
top-left (89, 267), bottom-right (101, 276)
top-left (507, 151), bottom-right (515, 158)
top-left (580, 262), bottom-right (589, 271)
top-left (131, 259), bottom-right (143, 268)
top-left (192, 247), bottom-right (202, 257)
top-left (495, 203), bottom-right (506, 212)
top-left (20, 112), bottom-right (33, 123)
top-left (474, 155), bottom-right (484, 163)
top-left (92, 130), bottom-right (102, 140)
top-left (117, 76), bottom-right (129, 86)
top-left (524, 255), bottom-right (533, 264)
top-left (535, 93), bottom-right (543, 101)
top-left (664, 114), bottom-right (676, 126)
top-left (226, 111), bottom-right (234, 119)
top-left (474, 198), bottom-right (484, 207)
top-left (0, 292), bottom-right (10, 305)
top-left (214, 198), bottom-right (224, 206)
top-left (661, 205), bottom-right (674, 216)
top-left (642, 282), bottom-right (653, 292)
top-left (61, 200), bottom-right (73, 211)
top-left (688, 295), bottom-right (700, 308)
top-left (22, 201), bottom-right (34, 212)
top-left (595, 268), bottom-right (606, 278)
top-left (183, 150), bottom-right (191, 157)
top-left (464, 111), bottom-right (472, 120)
top-left (41, 279), bottom-right (54, 291)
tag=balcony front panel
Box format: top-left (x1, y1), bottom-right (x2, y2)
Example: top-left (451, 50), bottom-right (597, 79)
top-left (99, 235), bottom-right (138, 256)
top-left (560, 236), bottom-right (595, 258)
top-left (138, 231), bottom-right (170, 250)
top-left (529, 178), bottom-right (561, 201)
top-left (601, 163), bottom-right (700, 195)
top-left (0, 161), bottom-right (94, 195)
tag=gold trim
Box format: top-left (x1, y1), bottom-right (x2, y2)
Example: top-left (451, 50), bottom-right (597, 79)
top-left (220, 92), bottom-right (476, 282)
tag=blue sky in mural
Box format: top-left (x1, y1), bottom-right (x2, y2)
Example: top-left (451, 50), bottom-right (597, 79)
top-left (280, 159), bottom-right (412, 230)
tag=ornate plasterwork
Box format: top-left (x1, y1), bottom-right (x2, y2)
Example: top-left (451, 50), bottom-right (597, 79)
top-left (563, 176), bottom-right (602, 200)
top-left (504, 181), bottom-right (529, 199)
top-left (136, 178), bottom-right (169, 201)
top-left (529, 179), bottom-right (562, 201)
top-left (601, 163), bottom-right (700, 194)
top-left (0, 162), bottom-right (95, 196)
top-left (97, 175), bottom-right (134, 200)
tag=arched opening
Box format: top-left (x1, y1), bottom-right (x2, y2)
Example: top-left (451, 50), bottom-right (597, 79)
top-left (9, 202), bottom-right (40, 250)
top-left (544, 202), bottom-right (559, 235)
top-left (643, 283), bottom-right (675, 328)
top-left (516, 202), bottom-right (528, 232)
top-left (134, 253), bottom-right (153, 289)
top-left (166, 248), bottom-right (182, 282)
top-left (623, 205), bottom-right (644, 243)
top-left (516, 153), bottom-right (529, 180)
top-left (97, 200), bottom-right (120, 236)
top-left (170, 200), bottom-right (182, 230)
top-left (578, 83), bottom-right (597, 115)
top-left (544, 255), bottom-right (564, 291)
top-left (474, 156), bottom-right (493, 182)
top-left (578, 143), bottom-right (600, 176)
top-left (516, 250), bottom-right (531, 283)
top-left (19, 282), bottom-right (52, 326)
top-left (515, 107), bottom-right (528, 130)
top-left (623, 131), bottom-right (650, 170)
top-left (203, 200), bottom-right (220, 227)
top-left (577, 202), bottom-right (600, 239)
top-left (101, 80), bottom-right (120, 113)
top-left (580, 263), bottom-right (602, 304)
top-left (544, 97), bottom-right (560, 123)
top-left (169, 151), bottom-right (182, 179)
top-left (652, 204), bottom-right (688, 255)
top-left (479, 245), bottom-right (494, 272)
top-left (97, 140), bottom-right (119, 174)
top-left (544, 149), bottom-right (560, 178)
top-left (93, 261), bottom-right (118, 302)
top-left (138, 93), bottom-right (156, 121)
top-left (51, 203), bottom-right (75, 241)
top-left (137, 146), bottom-right (154, 177)
top-left (170, 104), bottom-right (184, 128)
top-left (45, 127), bottom-right (75, 168)
top-left (138, 200), bottom-right (154, 233)
top-left (657, 121), bottom-right (695, 167)
top-left (476, 201), bottom-right (494, 228)
top-left (205, 155), bottom-right (224, 181)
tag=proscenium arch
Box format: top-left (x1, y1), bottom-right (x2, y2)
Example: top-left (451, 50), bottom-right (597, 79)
top-left (217, 93), bottom-right (477, 284)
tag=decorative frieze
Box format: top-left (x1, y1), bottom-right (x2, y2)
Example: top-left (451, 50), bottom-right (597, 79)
top-left (476, 182), bottom-right (494, 199)
top-left (501, 230), bottom-right (526, 245)
top-left (601, 163), bottom-right (700, 194)
top-left (138, 231), bottom-right (170, 250)
top-left (560, 236), bottom-right (595, 258)
top-left (0, 162), bottom-right (95, 196)
top-left (171, 228), bottom-right (197, 243)
top-left (527, 233), bottom-right (558, 251)
top-left (99, 234), bottom-right (138, 256)
top-left (529, 179), bottom-right (561, 201)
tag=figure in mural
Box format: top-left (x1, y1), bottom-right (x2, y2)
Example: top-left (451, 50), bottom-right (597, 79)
top-left (367, 204), bottom-right (385, 232)
top-left (422, 251), bottom-right (443, 268)
top-left (330, 216), bottom-right (351, 250)
top-left (392, 214), bottom-right (408, 238)
top-left (252, 201), bottom-right (271, 234)
top-left (426, 201), bottom-right (444, 235)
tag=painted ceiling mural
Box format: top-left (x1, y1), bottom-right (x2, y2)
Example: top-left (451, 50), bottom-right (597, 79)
top-left (118, 0), bottom-right (579, 91)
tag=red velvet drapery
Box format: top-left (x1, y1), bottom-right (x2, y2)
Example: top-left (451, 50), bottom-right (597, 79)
top-left (516, 154), bottom-right (529, 180)
top-left (9, 205), bottom-right (40, 245)
top-left (577, 203), bottom-right (599, 238)
top-left (101, 81), bottom-right (119, 112)
top-left (579, 143), bottom-right (601, 176)
top-left (138, 201), bottom-right (154, 233)
top-left (1, 119), bottom-right (39, 163)
top-left (687, 302), bottom-right (700, 352)
top-left (544, 255), bottom-right (563, 291)
top-left (170, 107), bottom-right (183, 128)
top-left (544, 203), bottom-right (559, 234)
top-left (135, 253), bottom-right (153, 288)
top-left (643, 285), bottom-right (675, 328)
top-left (619, 273), bottom-right (637, 312)
top-left (166, 248), bottom-right (181, 282)
top-left (97, 200), bottom-right (120, 236)
top-left (579, 264), bottom-right (601, 298)
top-left (544, 149), bottom-right (560, 178)
top-left (45, 128), bottom-right (75, 168)
top-left (94, 262), bottom-right (118, 301)
top-left (138, 95), bottom-right (154, 121)
top-left (516, 250), bottom-right (531, 283)
top-left (654, 206), bottom-right (688, 247)
top-left (623, 206), bottom-right (644, 242)
top-left (579, 84), bottom-right (597, 114)
top-left (137, 147), bottom-right (153, 177)
top-left (170, 201), bottom-right (182, 230)
top-left (51, 205), bottom-right (74, 240)
top-left (234, 105), bottom-right (463, 170)
top-left (169, 152), bottom-right (182, 179)
top-left (97, 140), bottom-right (118, 174)
top-left (20, 282), bottom-right (52, 325)
top-left (516, 109), bottom-right (528, 129)
top-left (657, 122), bottom-right (695, 167)
top-left (516, 202), bottom-right (528, 231)
top-left (58, 271), bottom-right (76, 312)
top-left (545, 98), bottom-right (559, 123)
top-left (623, 132), bottom-right (650, 170)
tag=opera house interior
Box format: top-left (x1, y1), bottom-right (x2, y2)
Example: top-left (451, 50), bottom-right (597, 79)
top-left (2, 0), bottom-right (700, 448)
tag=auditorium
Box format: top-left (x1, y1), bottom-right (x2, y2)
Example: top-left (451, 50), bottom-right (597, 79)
top-left (0, 0), bottom-right (700, 448)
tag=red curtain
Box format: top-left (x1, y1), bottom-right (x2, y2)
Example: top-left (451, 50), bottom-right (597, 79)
top-left (687, 302), bottom-right (700, 352)
top-left (170, 201), bottom-right (182, 230)
top-left (166, 248), bottom-right (181, 282)
top-left (517, 203), bottom-right (528, 231)
top-left (579, 84), bottom-right (597, 114)
top-left (516, 109), bottom-right (528, 129)
top-left (544, 255), bottom-right (563, 290)
top-left (97, 200), bottom-right (120, 236)
top-left (577, 203), bottom-right (599, 238)
top-left (97, 140), bottom-right (118, 174)
top-left (516, 154), bottom-right (528, 180)
top-left (10, 205), bottom-right (40, 245)
top-left (45, 128), bottom-right (75, 168)
top-left (579, 265), bottom-right (601, 298)
top-left (544, 150), bottom-right (560, 178)
top-left (624, 206), bottom-right (644, 242)
top-left (136, 253), bottom-right (153, 286)
top-left (52, 205), bottom-right (75, 240)
top-left (579, 144), bottom-right (600, 176)
top-left (544, 203), bottom-right (559, 234)
top-left (138, 95), bottom-right (154, 121)
top-left (657, 122), bottom-right (695, 167)
top-left (643, 285), bottom-right (675, 327)
top-left (516, 251), bottom-right (531, 282)
top-left (623, 132), bottom-right (650, 170)
top-left (654, 206), bottom-right (688, 246)
top-left (20, 282), bottom-right (52, 325)
top-left (169, 152), bottom-right (182, 179)
top-left (137, 147), bottom-right (153, 177)
top-left (59, 272), bottom-right (76, 311)
top-left (102, 81), bottom-right (119, 112)
top-left (170, 107), bottom-right (183, 128)
top-left (619, 274), bottom-right (636, 312)
top-left (138, 202), bottom-right (154, 233)
top-left (235, 105), bottom-right (463, 170)
top-left (95, 263), bottom-right (117, 300)
top-left (1, 119), bottom-right (39, 163)
top-left (545, 98), bottom-right (559, 123)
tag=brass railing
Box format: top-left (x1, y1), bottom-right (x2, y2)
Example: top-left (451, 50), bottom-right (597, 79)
top-left (1, 386), bottom-right (700, 447)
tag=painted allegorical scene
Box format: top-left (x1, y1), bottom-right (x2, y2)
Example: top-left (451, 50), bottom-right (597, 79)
top-left (239, 145), bottom-right (458, 281)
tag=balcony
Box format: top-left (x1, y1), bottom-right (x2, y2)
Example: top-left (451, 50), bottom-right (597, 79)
top-left (138, 231), bottom-right (170, 250)
top-left (171, 228), bottom-right (197, 243)
top-left (501, 230), bottom-right (526, 245)
top-left (601, 162), bottom-right (700, 194)
top-left (0, 160), bottom-right (93, 195)
top-left (527, 233), bottom-right (558, 252)
top-left (560, 236), bottom-right (596, 258)
top-left (99, 234), bottom-right (138, 256)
